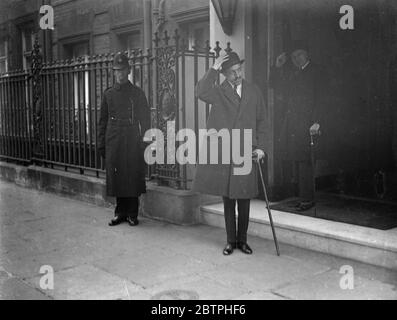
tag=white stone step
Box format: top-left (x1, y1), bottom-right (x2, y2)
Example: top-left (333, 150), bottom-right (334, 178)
top-left (200, 199), bottom-right (397, 270)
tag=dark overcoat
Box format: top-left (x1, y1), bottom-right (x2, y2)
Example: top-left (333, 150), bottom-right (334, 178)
top-left (192, 68), bottom-right (267, 199)
top-left (98, 81), bottom-right (150, 197)
top-left (269, 63), bottom-right (327, 162)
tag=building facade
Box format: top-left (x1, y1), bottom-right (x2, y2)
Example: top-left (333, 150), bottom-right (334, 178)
top-left (1, 0), bottom-right (397, 203)
top-left (0, 0), bottom-right (209, 69)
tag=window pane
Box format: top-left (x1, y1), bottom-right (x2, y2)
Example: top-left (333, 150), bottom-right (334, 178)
top-left (0, 41), bottom-right (6, 57)
top-left (24, 56), bottom-right (32, 70)
top-left (72, 42), bottom-right (89, 58)
top-left (25, 33), bottom-right (33, 52)
top-left (22, 28), bottom-right (35, 52)
top-left (118, 32), bottom-right (141, 51)
top-left (0, 60), bottom-right (6, 74)
top-left (180, 20), bottom-right (209, 51)
top-left (194, 28), bottom-right (205, 48)
top-left (127, 33), bottom-right (141, 50)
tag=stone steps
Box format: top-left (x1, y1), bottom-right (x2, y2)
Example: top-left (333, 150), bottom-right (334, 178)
top-left (200, 200), bottom-right (397, 270)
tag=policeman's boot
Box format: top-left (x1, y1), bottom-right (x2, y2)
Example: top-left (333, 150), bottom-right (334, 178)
top-left (126, 216), bottom-right (139, 226)
top-left (109, 215), bottom-right (126, 226)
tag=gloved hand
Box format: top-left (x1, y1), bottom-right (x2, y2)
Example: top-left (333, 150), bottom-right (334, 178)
top-left (310, 123), bottom-right (320, 136)
top-left (252, 149), bottom-right (265, 160)
top-left (212, 54), bottom-right (230, 71)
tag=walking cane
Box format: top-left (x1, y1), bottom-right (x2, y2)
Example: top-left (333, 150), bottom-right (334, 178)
top-left (255, 156), bottom-right (280, 256)
top-left (310, 134), bottom-right (317, 217)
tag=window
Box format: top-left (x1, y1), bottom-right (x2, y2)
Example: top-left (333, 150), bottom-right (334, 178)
top-left (61, 40), bottom-right (91, 137)
top-left (63, 41), bottom-right (90, 59)
top-left (117, 31), bottom-right (141, 52)
top-left (180, 20), bottom-right (209, 51)
top-left (21, 26), bottom-right (37, 70)
top-left (0, 40), bottom-right (7, 74)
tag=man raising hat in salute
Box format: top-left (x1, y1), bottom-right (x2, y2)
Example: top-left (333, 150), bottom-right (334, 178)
top-left (193, 52), bottom-right (268, 255)
top-left (269, 41), bottom-right (327, 211)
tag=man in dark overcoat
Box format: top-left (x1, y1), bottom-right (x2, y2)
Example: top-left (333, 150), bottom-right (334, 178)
top-left (269, 43), bottom-right (325, 211)
top-left (193, 52), bottom-right (267, 255)
top-left (98, 52), bottom-right (150, 226)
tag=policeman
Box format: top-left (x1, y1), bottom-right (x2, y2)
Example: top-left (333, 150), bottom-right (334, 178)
top-left (98, 52), bottom-right (150, 226)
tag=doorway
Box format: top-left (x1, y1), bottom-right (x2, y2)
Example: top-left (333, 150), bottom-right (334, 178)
top-left (252, 0), bottom-right (397, 229)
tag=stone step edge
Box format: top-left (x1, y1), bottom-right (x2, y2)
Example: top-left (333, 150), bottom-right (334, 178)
top-left (200, 205), bottom-right (397, 254)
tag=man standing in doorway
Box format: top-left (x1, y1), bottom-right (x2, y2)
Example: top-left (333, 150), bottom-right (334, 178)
top-left (98, 52), bottom-right (150, 226)
top-left (193, 52), bottom-right (267, 255)
top-left (269, 42), bottom-right (325, 211)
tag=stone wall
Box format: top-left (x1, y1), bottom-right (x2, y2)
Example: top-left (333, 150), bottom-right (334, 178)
top-left (0, 161), bottom-right (218, 225)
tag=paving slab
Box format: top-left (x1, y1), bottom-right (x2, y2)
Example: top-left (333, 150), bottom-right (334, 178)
top-left (0, 269), bottom-right (50, 300)
top-left (1, 180), bottom-right (396, 300)
top-left (233, 291), bottom-right (286, 300)
top-left (93, 247), bottom-right (217, 288)
top-left (273, 269), bottom-right (397, 300)
top-left (27, 265), bottom-right (143, 300)
top-left (125, 274), bottom-right (247, 300)
top-left (201, 253), bottom-right (331, 292)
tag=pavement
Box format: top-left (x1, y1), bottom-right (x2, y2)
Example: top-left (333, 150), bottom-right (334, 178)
top-left (0, 180), bottom-right (396, 300)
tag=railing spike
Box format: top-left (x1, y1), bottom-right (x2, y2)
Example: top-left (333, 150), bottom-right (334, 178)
top-left (214, 41), bottom-right (221, 58)
top-left (225, 42), bottom-right (232, 54)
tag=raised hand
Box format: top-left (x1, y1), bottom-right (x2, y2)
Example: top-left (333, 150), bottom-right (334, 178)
top-left (275, 52), bottom-right (287, 68)
top-left (212, 54), bottom-right (230, 71)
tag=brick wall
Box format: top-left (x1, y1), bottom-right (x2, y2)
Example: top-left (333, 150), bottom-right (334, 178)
top-left (0, 0), bottom-right (209, 66)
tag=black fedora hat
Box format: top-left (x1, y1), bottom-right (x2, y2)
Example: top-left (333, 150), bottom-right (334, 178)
top-left (112, 52), bottom-right (130, 70)
top-left (221, 52), bottom-right (245, 72)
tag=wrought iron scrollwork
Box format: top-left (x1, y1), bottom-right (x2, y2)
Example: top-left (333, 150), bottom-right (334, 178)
top-left (31, 35), bottom-right (44, 158)
top-left (157, 47), bottom-right (176, 125)
top-left (153, 31), bottom-right (179, 185)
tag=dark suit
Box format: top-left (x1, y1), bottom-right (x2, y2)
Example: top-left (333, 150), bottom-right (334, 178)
top-left (193, 68), bottom-right (268, 244)
top-left (270, 62), bottom-right (326, 200)
top-left (193, 68), bottom-right (267, 199)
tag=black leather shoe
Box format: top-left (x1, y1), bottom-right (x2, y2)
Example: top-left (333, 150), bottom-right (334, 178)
top-left (296, 201), bottom-right (315, 212)
top-left (223, 243), bottom-right (234, 255)
top-left (237, 242), bottom-right (253, 254)
top-left (126, 216), bottom-right (139, 226)
top-left (108, 215), bottom-right (126, 226)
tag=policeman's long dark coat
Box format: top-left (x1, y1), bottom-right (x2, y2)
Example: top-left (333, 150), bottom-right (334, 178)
top-left (269, 63), bottom-right (327, 162)
top-left (98, 81), bottom-right (150, 197)
top-left (192, 68), bottom-right (267, 199)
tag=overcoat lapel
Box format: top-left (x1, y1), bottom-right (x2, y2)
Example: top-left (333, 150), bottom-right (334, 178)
top-left (237, 79), bottom-right (253, 122)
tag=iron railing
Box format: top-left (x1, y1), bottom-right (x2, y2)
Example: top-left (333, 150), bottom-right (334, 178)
top-left (0, 69), bottom-right (33, 163)
top-left (0, 30), bottom-right (234, 189)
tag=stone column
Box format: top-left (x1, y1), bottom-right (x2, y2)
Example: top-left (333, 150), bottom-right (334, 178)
top-left (143, 0), bottom-right (152, 51)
